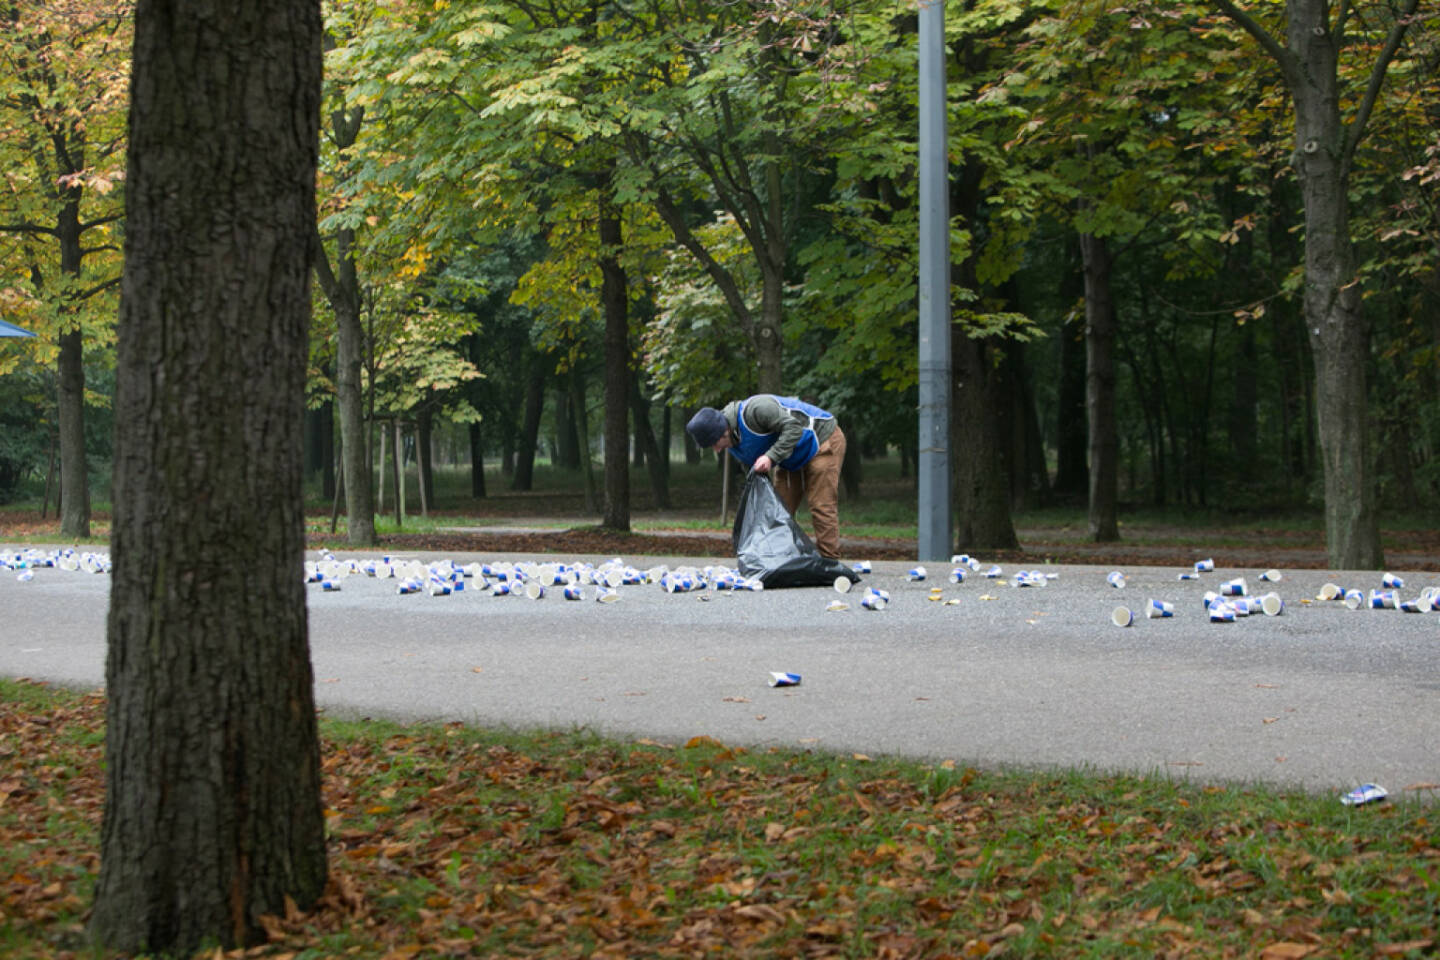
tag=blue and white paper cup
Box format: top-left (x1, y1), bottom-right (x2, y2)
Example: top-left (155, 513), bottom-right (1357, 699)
top-left (1368, 589), bottom-right (1396, 610)
top-left (852, 560), bottom-right (872, 574)
top-left (948, 568), bottom-right (966, 583)
top-left (1208, 601), bottom-right (1236, 623)
top-left (1219, 577), bottom-right (1247, 597)
top-left (1194, 558), bottom-right (1215, 573)
top-left (1381, 572), bottom-right (1404, 589)
top-left (1260, 592), bottom-right (1285, 616)
top-left (1145, 598), bottom-right (1174, 619)
top-left (563, 585), bottom-right (583, 601)
top-left (1106, 571), bottom-right (1126, 589)
top-left (861, 592), bottom-right (886, 611)
top-left (768, 672), bottom-right (802, 687)
top-left (1343, 589), bottom-right (1364, 610)
top-left (907, 566), bottom-right (927, 581)
top-left (1258, 568), bottom-right (1282, 582)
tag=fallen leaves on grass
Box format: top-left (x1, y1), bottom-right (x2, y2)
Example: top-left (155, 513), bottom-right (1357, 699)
top-left (4, 679), bottom-right (1440, 960)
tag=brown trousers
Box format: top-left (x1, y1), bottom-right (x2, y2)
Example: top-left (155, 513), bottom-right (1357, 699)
top-left (772, 426), bottom-right (847, 559)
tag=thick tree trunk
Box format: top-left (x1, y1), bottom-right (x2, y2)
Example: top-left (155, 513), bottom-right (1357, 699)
top-left (1289, 5), bottom-right (1382, 568)
top-left (1212, 0), bottom-right (1412, 567)
top-left (952, 335), bottom-right (1018, 551)
top-left (600, 189), bottom-right (630, 530)
top-left (1080, 230), bottom-right (1120, 541)
top-left (92, 1), bottom-right (326, 955)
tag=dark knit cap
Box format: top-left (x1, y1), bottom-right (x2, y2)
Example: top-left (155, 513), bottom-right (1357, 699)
top-left (686, 407), bottom-right (728, 448)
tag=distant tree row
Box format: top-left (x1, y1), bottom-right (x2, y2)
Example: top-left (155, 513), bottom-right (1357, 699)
top-left (1, 0), bottom-right (1435, 565)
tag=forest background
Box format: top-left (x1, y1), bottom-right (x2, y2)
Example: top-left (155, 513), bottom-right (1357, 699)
top-left (1, 0), bottom-right (1437, 566)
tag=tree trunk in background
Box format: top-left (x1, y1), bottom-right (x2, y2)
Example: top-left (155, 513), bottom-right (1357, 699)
top-left (1051, 272), bottom-right (1088, 500)
top-left (1080, 230), bottom-right (1120, 541)
top-left (952, 335), bottom-right (1018, 551)
top-left (512, 359), bottom-right (544, 491)
top-left (469, 422), bottom-right (487, 498)
top-left (314, 99), bottom-right (375, 547)
top-left (417, 408), bottom-right (433, 515)
top-left (630, 379), bottom-right (668, 510)
top-left (569, 367), bottom-right (597, 514)
top-left (1213, 0), bottom-right (1411, 567)
top-left (56, 326), bottom-right (89, 537)
top-left (600, 185), bottom-right (630, 530)
top-left (91, 1), bottom-right (326, 954)
top-left (554, 387), bottom-right (579, 470)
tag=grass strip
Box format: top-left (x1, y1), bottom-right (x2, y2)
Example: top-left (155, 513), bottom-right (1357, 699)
top-left (2, 678), bottom-right (1436, 959)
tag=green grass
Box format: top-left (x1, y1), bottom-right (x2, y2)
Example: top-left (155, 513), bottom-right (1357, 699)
top-left (2, 679), bottom-right (1437, 959)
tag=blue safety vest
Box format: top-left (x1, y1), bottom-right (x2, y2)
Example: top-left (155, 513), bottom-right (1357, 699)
top-left (729, 396), bottom-right (834, 471)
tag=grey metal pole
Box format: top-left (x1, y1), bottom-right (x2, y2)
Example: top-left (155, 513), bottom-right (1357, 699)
top-left (917, 0), bottom-right (952, 561)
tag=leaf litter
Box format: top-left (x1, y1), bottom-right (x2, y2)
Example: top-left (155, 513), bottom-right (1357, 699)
top-left (2, 678), bottom-right (1438, 959)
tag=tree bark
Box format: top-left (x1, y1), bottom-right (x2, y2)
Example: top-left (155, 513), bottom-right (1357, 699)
top-left (92, 1), bottom-right (326, 954)
top-left (1211, 0), bottom-right (1415, 567)
top-left (56, 326), bottom-right (89, 537)
top-left (313, 99), bottom-right (375, 546)
top-left (1080, 230), bottom-right (1120, 541)
top-left (600, 183), bottom-right (630, 530)
top-left (952, 335), bottom-right (1019, 551)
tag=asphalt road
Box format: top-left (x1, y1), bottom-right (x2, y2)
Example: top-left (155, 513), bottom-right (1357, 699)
top-left (3, 544), bottom-right (1438, 800)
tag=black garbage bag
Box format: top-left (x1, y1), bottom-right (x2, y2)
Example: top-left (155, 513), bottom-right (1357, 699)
top-left (732, 471), bottom-right (860, 589)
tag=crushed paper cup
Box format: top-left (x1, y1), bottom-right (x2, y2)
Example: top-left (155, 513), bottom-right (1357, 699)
top-left (826, 600), bottom-right (849, 612)
top-left (594, 587), bottom-right (619, 603)
top-left (1208, 601), bottom-right (1236, 623)
top-left (1177, 572), bottom-right (1199, 581)
top-left (1258, 568), bottom-right (1282, 582)
top-left (768, 672), bottom-right (801, 687)
top-left (983, 565), bottom-right (1003, 578)
top-left (1111, 605), bottom-right (1133, 627)
top-left (1340, 783), bottom-right (1388, 806)
top-left (852, 560), bottom-right (872, 574)
top-left (1107, 571), bottom-right (1126, 589)
top-left (562, 585), bottom-right (583, 601)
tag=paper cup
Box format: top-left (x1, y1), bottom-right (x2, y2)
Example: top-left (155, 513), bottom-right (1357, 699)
top-left (1111, 605), bottom-right (1133, 627)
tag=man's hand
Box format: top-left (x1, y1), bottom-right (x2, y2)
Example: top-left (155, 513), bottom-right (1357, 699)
top-left (753, 454), bottom-right (773, 474)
